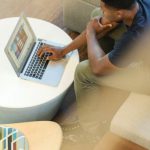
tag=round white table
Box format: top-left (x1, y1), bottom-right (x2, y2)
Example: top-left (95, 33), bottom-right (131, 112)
top-left (0, 17), bottom-right (79, 124)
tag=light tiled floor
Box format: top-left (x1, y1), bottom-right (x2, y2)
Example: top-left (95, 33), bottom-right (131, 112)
top-left (54, 85), bottom-right (129, 150)
top-left (0, 0), bottom-right (64, 28)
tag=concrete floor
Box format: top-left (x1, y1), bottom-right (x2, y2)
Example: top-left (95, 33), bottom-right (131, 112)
top-left (54, 84), bottom-right (129, 150)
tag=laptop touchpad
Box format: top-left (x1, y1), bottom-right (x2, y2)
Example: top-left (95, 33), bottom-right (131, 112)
top-left (42, 58), bottom-right (69, 86)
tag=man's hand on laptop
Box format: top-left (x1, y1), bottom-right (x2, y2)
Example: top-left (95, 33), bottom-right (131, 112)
top-left (37, 45), bottom-right (65, 61)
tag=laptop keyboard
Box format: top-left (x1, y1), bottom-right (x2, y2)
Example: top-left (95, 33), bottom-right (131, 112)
top-left (24, 42), bottom-right (51, 80)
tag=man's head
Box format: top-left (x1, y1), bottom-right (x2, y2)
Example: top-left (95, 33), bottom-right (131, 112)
top-left (100, 0), bottom-right (137, 23)
top-left (102, 0), bottom-right (136, 10)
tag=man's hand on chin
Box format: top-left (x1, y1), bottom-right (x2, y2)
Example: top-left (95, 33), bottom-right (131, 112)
top-left (86, 20), bottom-right (112, 39)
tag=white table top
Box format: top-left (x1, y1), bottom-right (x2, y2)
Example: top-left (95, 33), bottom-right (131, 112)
top-left (0, 17), bottom-right (79, 108)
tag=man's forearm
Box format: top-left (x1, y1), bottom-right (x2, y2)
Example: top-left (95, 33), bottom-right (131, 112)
top-left (62, 30), bottom-right (87, 55)
top-left (87, 32), bottom-right (105, 68)
top-left (62, 18), bottom-right (117, 56)
top-left (62, 29), bottom-right (110, 56)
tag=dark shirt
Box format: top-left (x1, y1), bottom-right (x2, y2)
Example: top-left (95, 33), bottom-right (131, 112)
top-left (108, 0), bottom-right (150, 67)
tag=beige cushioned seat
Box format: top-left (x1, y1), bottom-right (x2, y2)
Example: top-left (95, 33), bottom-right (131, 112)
top-left (63, 0), bottom-right (99, 32)
top-left (110, 93), bottom-right (150, 149)
top-left (2, 121), bottom-right (63, 150)
top-left (83, 0), bottom-right (99, 6)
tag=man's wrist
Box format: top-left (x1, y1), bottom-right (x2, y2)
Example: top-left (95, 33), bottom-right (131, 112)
top-left (61, 46), bottom-right (69, 56)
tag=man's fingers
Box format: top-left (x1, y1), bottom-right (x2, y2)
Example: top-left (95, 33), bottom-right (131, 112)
top-left (103, 24), bottom-right (113, 29)
top-left (39, 51), bottom-right (45, 58)
top-left (100, 24), bottom-right (113, 32)
top-left (46, 56), bottom-right (52, 61)
top-left (37, 48), bottom-right (42, 56)
top-left (37, 47), bottom-right (53, 58)
top-left (38, 48), bottom-right (46, 58)
top-left (46, 55), bottom-right (59, 61)
top-left (111, 22), bottom-right (119, 28)
top-left (37, 47), bottom-right (46, 57)
top-left (102, 22), bottom-right (119, 31)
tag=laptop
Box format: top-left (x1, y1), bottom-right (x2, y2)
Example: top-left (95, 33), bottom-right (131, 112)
top-left (4, 14), bottom-right (70, 87)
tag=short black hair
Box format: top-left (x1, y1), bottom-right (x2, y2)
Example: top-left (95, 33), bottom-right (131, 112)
top-left (101, 0), bottom-right (136, 9)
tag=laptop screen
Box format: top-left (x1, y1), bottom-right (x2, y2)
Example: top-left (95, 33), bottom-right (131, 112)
top-left (5, 14), bottom-right (36, 76)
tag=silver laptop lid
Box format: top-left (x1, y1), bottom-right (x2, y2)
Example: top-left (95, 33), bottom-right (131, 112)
top-left (5, 14), bottom-right (36, 76)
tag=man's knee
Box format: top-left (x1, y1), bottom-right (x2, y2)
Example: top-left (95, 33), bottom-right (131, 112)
top-left (74, 60), bottom-right (91, 81)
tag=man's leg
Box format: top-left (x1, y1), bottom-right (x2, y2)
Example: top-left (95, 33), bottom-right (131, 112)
top-left (74, 60), bottom-right (129, 137)
top-left (74, 60), bottom-right (99, 99)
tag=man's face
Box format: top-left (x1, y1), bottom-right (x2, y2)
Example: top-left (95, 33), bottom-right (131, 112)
top-left (100, 1), bottom-right (123, 23)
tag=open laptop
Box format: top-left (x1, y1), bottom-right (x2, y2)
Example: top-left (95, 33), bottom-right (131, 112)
top-left (5, 14), bottom-right (70, 87)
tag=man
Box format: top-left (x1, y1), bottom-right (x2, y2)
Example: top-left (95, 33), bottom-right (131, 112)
top-left (38, 0), bottom-right (150, 150)
top-left (38, 0), bottom-right (150, 99)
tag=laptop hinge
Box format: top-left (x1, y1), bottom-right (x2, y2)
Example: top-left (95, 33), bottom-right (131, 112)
top-left (20, 42), bottom-right (36, 74)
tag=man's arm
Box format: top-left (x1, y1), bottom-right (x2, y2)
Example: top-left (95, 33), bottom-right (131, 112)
top-left (62, 30), bottom-right (87, 55)
top-left (37, 18), bottom-right (118, 60)
top-left (63, 19), bottom-right (118, 55)
top-left (86, 22), bottom-right (117, 76)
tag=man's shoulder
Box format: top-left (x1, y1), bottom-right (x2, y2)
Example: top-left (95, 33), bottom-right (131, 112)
top-left (138, 0), bottom-right (150, 24)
